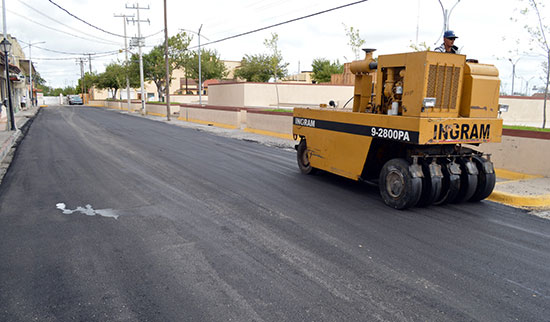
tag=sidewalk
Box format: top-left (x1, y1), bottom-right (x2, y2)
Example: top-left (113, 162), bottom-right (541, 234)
top-left (0, 106), bottom-right (39, 169)
top-left (1, 104), bottom-right (550, 212)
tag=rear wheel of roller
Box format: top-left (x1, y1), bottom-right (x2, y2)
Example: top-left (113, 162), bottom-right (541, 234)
top-left (297, 140), bottom-right (317, 175)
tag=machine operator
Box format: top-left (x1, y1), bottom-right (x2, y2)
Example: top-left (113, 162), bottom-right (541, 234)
top-left (434, 30), bottom-right (459, 54)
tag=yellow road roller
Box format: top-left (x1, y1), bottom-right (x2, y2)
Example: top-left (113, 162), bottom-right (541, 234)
top-left (293, 49), bottom-right (503, 209)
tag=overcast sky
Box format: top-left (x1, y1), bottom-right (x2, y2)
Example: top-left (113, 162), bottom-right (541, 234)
top-left (3, 0), bottom-right (549, 94)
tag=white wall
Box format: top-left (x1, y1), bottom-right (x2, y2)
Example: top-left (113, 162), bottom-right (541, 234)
top-left (208, 82), bottom-right (353, 108)
top-left (499, 97), bottom-right (550, 128)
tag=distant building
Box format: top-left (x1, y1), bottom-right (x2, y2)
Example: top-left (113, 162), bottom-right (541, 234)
top-left (1, 35), bottom-right (34, 122)
top-left (283, 71), bottom-right (314, 84)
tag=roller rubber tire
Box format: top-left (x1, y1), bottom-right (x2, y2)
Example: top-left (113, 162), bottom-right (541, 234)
top-left (297, 140), bottom-right (317, 175)
top-left (451, 158), bottom-right (478, 203)
top-left (433, 160), bottom-right (461, 205)
top-left (417, 160), bottom-right (442, 207)
top-left (469, 155), bottom-right (496, 202)
top-left (379, 158), bottom-right (422, 210)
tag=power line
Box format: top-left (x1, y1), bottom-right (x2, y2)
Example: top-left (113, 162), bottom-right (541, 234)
top-left (7, 9), bottom-right (121, 46)
top-left (31, 51), bottom-right (121, 61)
top-left (19, 40), bottom-right (120, 56)
top-left (17, 0), bottom-right (121, 45)
top-left (143, 29), bottom-right (164, 39)
top-left (191, 0), bottom-right (369, 49)
top-left (47, 0), bottom-right (125, 38)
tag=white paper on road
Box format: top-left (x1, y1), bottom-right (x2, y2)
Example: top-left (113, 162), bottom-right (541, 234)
top-left (56, 203), bottom-right (119, 219)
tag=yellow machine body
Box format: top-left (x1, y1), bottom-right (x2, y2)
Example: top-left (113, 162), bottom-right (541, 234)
top-left (293, 109), bottom-right (502, 180)
top-left (293, 50), bottom-right (502, 208)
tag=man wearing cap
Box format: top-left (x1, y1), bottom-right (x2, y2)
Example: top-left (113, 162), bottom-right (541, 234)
top-left (435, 30), bottom-right (459, 53)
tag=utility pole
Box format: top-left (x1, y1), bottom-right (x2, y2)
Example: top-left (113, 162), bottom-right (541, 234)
top-left (77, 58), bottom-right (85, 96)
top-left (88, 53), bottom-right (92, 73)
top-left (163, 0), bottom-right (170, 120)
top-left (114, 13), bottom-right (134, 112)
top-left (26, 40), bottom-right (45, 107)
top-left (126, 3), bottom-right (149, 116)
top-left (198, 24), bottom-right (203, 105)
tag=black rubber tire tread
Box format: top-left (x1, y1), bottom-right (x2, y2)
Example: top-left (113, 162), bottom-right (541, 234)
top-left (297, 140), bottom-right (317, 175)
top-left (433, 160), bottom-right (461, 205)
top-left (417, 160), bottom-right (442, 207)
top-left (469, 155), bottom-right (496, 202)
top-left (451, 158), bottom-right (478, 203)
top-left (379, 158), bottom-right (422, 210)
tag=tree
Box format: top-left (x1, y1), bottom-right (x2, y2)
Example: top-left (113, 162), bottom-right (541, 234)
top-left (409, 41), bottom-right (432, 52)
top-left (141, 46), bottom-right (171, 101)
top-left (311, 58), bottom-right (344, 83)
top-left (343, 24), bottom-right (366, 60)
top-left (95, 63), bottom-right (127, 99)
top-left (187, 49), bottom-right (227, 82)
top-left (76, 72), bottom-right (98, 95)
top-left (517, 0), bottom-right (549, 128)
top-left (128, 31), bottom-right (192, 100)
top-left (234, 54), bottom-right (274, 82)
top-left (169, 31), bottom-right (193, 69)
top-left (169, 31), bottom-right (194, 93)
top-left (234, 33), bottom-right (288, 82)
top-left (263, 33), bottom-right (288, 81)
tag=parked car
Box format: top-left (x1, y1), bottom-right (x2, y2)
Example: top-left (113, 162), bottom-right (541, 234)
top-left (68, 95), bottom-right (83, 105)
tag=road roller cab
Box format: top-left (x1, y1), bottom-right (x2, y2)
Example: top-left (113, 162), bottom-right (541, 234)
top-left (293, 49), bottom-right (503, 209)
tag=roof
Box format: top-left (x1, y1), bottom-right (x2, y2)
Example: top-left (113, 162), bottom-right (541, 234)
top-left (19, 59), bottom-right (37, 75)
top-left (0, 52), bottom-right (22, 74)
top-left (203, 79), bottom-right (220, 87)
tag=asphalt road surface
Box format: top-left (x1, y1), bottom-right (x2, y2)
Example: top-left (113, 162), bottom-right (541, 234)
top-left (0, 105), bottom-right (549, 321)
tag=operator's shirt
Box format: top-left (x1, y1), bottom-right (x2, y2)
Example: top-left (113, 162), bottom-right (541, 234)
top-left (434, 43), bottom-right (459, 53)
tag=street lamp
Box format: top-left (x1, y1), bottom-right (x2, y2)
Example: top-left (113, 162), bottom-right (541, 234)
top-left (179, 27), bottom-right (209, 105)
top-left (1, 37), bottom-right (15, 130)
top-left (508, 58), bottom-right (520, 96)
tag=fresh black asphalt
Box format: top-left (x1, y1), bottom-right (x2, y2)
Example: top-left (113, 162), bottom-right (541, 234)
top-left (0, 105), bottom-right (549, 321)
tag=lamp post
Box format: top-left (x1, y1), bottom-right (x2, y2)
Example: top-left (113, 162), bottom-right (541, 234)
top-left (1, 38), bottom-right (15, 130)
top-left (179, 28), bottom-right (209, 105)
top-left (435, 0), bottom-right (460, 44)
top-left (508, 58), bottom-right (520, 96)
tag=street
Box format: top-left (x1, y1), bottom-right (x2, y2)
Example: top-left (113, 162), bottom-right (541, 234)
top-left (0, 105), bottom-right (549, 321)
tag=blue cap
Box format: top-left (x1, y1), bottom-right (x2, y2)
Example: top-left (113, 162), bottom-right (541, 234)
top-left (444, 30), bottom-right (458, 39)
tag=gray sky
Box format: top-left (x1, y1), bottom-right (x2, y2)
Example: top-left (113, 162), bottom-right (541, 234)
top-left (3, 0), bottom-right (549, 94)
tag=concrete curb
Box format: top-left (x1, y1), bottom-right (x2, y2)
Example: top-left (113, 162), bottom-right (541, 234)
top-left (487, 191), bottom-right (550, 208)
top-left (489, 168), bottom-right (550, 209)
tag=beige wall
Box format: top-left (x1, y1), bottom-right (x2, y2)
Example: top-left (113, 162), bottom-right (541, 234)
top-left (499, 97), bottom-right (550, 128)
top-left (209, 82), bottom-right (354, 108)
top-left (208, 83), bottom-right (245, 107)
top-left (481, 136), bottom-right (550, 176)
top-left (180, 106), bottom-right (241, 128)
top-left (246, 112), bottom-right (292, 134)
